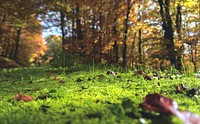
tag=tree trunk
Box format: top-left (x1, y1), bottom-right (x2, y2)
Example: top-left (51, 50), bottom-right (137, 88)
top-left (113, 17), bottom-right (118, 64)
top-left (191, 40), bottom-right (197, 72)
top-left (194, 41), bottom-right (197, 72)
top-left (112, 0), bottom-right (119, 64)
top-left (131, 32), bottom-right (136, 69)
top-left (175, 4), bottom-right (183, 71)
top-left (76, 5), bottom-right (83, 41)
top-left (176, 4), bottom-right (182, 40)
top-left (138, 28), bottom-right (142, 64)
top-left (60, 8), bottom-right (66, 46)
top-left (0, 14), bottom-right (6, 55)
top-left (72, 9), bottom-right (76, 40)
top-left (158, 0), bottom-right (179, 70)
top-left (91, 12), bottom-right (96, 34)
top-left (122, 0), bottom-right (132, 68)
top-left (98, 12), bottom-right (103, 63)
top-left (0, 14), bottom-right (6, 37)
top-left (13, 27), bottom-right (21, 61)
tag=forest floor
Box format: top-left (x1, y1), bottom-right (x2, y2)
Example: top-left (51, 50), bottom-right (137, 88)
top-left (0, 66), bottom-right (200, 124)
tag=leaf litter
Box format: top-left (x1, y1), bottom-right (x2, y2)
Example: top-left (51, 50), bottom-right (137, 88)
top-left (140, 93), bottom-right (200, 124)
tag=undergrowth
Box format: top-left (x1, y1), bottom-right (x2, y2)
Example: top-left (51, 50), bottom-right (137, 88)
top-left (0, 66), bottom-right (200, 124)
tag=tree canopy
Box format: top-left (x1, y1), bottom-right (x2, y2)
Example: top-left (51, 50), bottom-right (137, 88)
top-left (0, 0), bottom-right (199, 71)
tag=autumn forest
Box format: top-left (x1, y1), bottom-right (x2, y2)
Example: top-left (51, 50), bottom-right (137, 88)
top-left (0, 0), bottom-right (199, 71)
top-left (1, 1), bottom-right (200, 124)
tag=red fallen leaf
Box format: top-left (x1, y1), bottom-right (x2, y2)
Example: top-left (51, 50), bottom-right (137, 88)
top-left (140, 93), bottom-right (177, 114)
top-left (140, 93), bottom-right (200, 124)
top-left (14, 94), bottom-right (33, 102)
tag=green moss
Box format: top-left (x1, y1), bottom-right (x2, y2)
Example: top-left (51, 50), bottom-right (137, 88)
top-left (0, 67), bottom-right (200, 124)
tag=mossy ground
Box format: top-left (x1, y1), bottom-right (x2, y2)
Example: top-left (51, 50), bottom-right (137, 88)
top-left (0, 66), bottom-right (200, 124)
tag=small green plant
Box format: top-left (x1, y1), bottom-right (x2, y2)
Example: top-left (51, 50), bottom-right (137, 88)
top-left (0, 66), bottom-right (200, 124)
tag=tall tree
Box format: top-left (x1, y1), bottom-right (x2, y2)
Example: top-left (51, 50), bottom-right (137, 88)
top-left (13, 27), bottom-right (21, 60)
top-left (137, 2), bottom-right (144, 65)
top-left (112, 1), bottom-right (119, 64)
top-left (76, 4), bottom-right (83, 41)
top-left (175, 3), bottom-right (183, 71)
top-left (158, 0), bottom-right (181, 71)
top-left (60, 7), bottom-right (66, 46)
top-left (122, 0), bottom-right (133, 68)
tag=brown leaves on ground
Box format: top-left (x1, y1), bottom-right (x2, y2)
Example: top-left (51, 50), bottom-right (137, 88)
top-left (134, 70), bottom-right (152, 80)
top-left (176, 83), bottom-right (199, 96)
top-left (140, 93), bottom-right (200, 124)
top-left (140, 93), bottom-right (177, 114)
top-left (14, 94), bottom-right (33, 102)
top-left (53, 76), bottom-right (65, 84)
top-left (176, 83), bottom-right (188, 93)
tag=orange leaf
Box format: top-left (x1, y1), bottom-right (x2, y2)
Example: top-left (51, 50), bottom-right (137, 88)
top-left (14, 94), bottom-right (33, 102)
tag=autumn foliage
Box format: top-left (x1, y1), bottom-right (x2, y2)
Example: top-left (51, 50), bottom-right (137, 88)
top-left (0, 0), bottom-right (199, 70)
top-left (0, 0), bottom-right (47, 66)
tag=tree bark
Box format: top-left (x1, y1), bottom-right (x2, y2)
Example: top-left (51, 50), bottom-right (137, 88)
top-left (194, 40), bottom-right (197, 72)
top-left (13, 27), bottom-right (21, 61)
top-left (191, 39), bottom-right (197, 72)
top-left (131, 32), bottom-right (136, 68)
top-left (158, 0), bottom-right (180, 70)
top-left (138, 28), bottom-right (142, 64)
top-left (0, 14), bottom-right (6, 54)
top-left (60, 8), bottom-right (66, 46)
top-left (98, 11), bottom-right (103, 63)
top-left (0, 14), bottom-right (6, 37)
top-left (76, 5), bottom-right (83, 41)
top-left (122, 0), bottom-right (132, 68)
top-left (113, 17), bottom-right (118, 64)
top-left (175, 4), bottom-right (183, 71)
